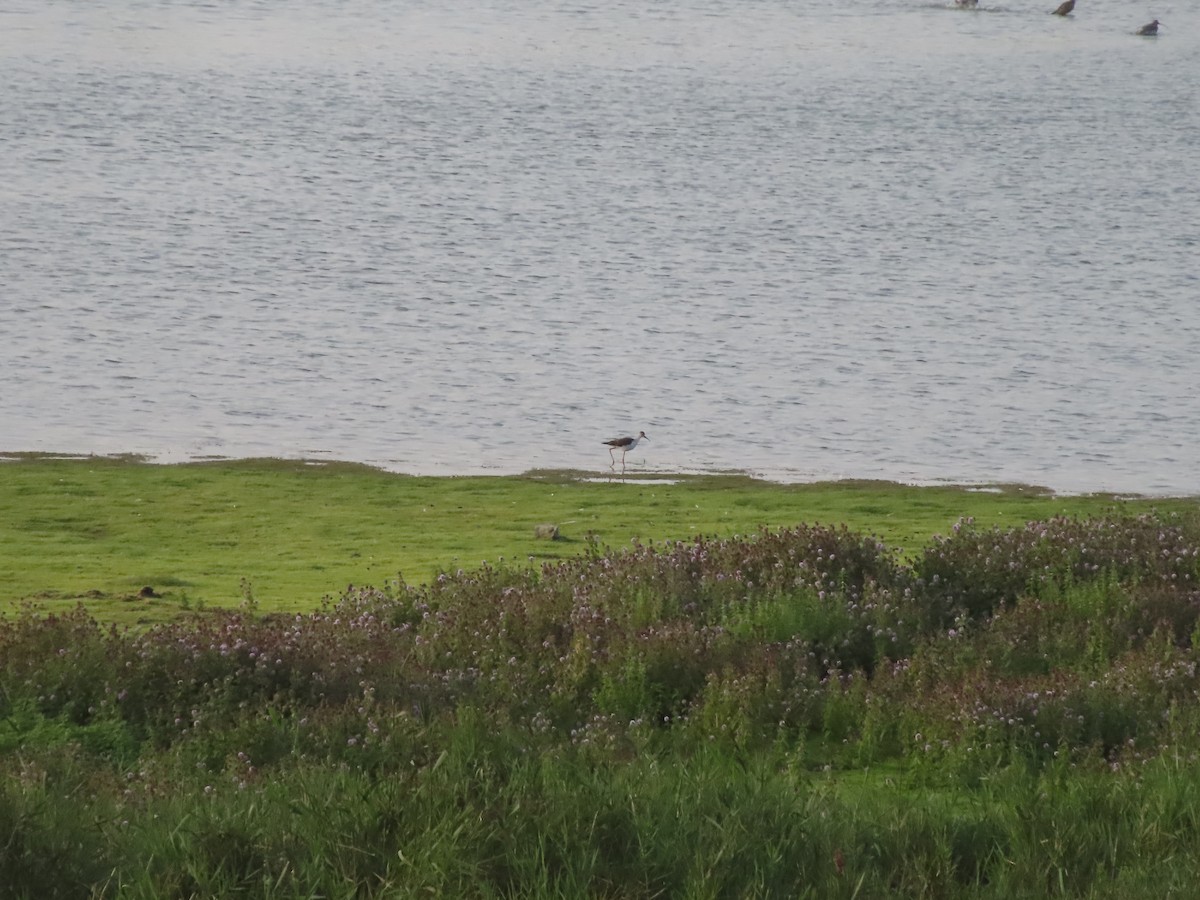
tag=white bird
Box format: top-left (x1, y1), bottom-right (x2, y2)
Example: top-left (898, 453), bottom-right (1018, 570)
top-left (603, 431), bottom-right (648, 469)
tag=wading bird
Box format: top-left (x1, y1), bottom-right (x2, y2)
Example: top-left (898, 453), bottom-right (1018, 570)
top-left (1052, 0), bottom-right (1074, 15)
top-left (604, 431), bottom-right (648, 469)
top-left (1137, 19), bottom-right (1160, 35)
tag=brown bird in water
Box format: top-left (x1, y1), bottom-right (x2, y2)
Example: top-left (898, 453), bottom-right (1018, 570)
top-left (1137, 19), bottom-right (1160, 35)
top-left (1052, 0), bottom-right (1074, 15)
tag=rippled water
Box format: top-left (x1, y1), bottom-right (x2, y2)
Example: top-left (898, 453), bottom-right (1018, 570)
top-left (2, 0), bottom-right (1198, 494)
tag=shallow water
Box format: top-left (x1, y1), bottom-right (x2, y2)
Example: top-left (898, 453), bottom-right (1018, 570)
top-left (2, 0), bottom-right (1198, 494)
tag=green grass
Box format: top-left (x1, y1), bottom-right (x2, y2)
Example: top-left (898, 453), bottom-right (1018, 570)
top-left (8, 709), bottom-right (1200, 898)
top-left (1, 454), bottom-right (1195, 626)
top-left (6, 507), bottom-right (1200, 896)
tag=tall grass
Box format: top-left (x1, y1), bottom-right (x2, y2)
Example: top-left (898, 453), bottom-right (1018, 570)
top-left (3, 513), bottom-right (1200, 896)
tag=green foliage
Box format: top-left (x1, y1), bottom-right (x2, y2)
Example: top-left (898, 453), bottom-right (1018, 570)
top-left (0, 743), bottom-right (121, 899)
top-left (0, 701), bottom-right (140, 769)
top-left (2, 508), bottom-right (1200, 895)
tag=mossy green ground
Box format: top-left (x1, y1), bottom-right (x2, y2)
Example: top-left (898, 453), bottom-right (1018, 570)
top-left (2, 454), bottom-right (1194, 626)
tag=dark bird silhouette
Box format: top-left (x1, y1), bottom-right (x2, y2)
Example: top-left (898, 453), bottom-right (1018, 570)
top-left (1052, 0), bottom-right (1075, 15)
top-left (603, 431), bottom-right (648, 469)
top-left (1137, 19), bottom-right (1160, 35)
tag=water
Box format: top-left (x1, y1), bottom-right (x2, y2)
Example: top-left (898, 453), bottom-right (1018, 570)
top-left (2, 0), bottom-right (1198, 494)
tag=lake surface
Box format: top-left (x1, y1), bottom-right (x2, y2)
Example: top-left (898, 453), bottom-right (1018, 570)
top-left (2, 0), bottom-right (1198, 495)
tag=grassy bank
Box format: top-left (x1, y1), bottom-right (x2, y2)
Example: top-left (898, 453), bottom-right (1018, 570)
top-left (5, 512), bottom-right (1200, 896)
top-left (1, 454), bottom-right (1193, 626)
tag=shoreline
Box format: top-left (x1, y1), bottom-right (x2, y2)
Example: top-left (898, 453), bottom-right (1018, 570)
top-left (3, 449), bottom-right (1193, 501)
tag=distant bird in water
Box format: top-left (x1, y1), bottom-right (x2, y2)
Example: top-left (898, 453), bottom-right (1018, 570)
top-left (604, 431), bottom-right (648, 469)
top-left (1137, 19), bottom-right (1160, 35)
top-left (1052, 0), bottom-right (1074, 15)
top-left (955, 0), bottom-right (979, 8)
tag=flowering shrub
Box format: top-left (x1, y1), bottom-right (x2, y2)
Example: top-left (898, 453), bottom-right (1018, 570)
top-left (4, 513), bottom-right (1200, 895)
top-left (1, 515), bottom-right (1199, 771)
top-left (910, 514), bottom-right (1200, 625)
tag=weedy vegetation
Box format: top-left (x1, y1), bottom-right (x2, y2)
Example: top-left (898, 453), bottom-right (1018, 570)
top-left (1, 454), bottom-right (1188, 626)
top-left (4, 499), bottom-right (1200, 897)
